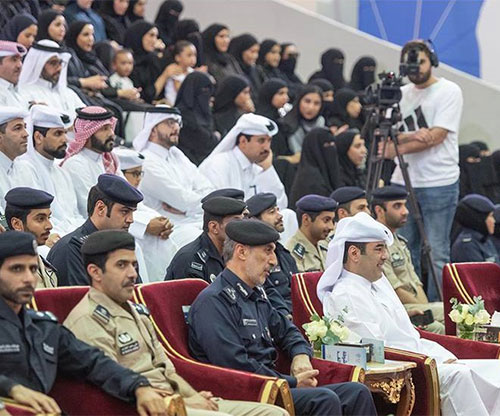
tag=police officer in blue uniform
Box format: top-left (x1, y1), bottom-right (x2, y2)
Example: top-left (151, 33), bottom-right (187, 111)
top-left (451, 194), bottom-right (499, 264)
top-left (0, 231), bottom-right (167, 415)
top-left (48, 173), bottom-right (144, 286)
top-left (246, 193), bottom-right (298, 317)
top-left (165, 196), bottom-right (246, 282)
top-left (188, 219), bottom-right (376, 416)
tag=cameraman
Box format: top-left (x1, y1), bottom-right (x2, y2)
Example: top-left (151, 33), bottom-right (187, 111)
top-left (380, 40), bottom-right (463, 301)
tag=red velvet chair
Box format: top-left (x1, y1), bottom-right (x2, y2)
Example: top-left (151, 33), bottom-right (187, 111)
top-left (443, 263), bottom-right (500, 335)
top-left (32, 287), bottom-right (186, 416)
top-left (134, 280), bottom-right (365, 416)
top-left (1, 399), bottom-right (37, 415)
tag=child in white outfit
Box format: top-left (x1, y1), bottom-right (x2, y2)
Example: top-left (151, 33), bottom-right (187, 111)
top-left (164, 40), bottom-right (197, 105)
top-left (109, 49), bottom-right (136, 90)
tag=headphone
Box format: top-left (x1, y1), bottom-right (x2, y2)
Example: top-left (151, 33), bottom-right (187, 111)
top-left (401, 39), bottom-right (439, 68)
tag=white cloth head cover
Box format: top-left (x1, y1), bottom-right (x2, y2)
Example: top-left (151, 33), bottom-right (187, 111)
top-left (18, 40), bottom-right (71, 92)
top-left (26, 104), bottom-right (71, 154)
top-left (0, 106), bottom-right (28, 125)
top-left (132, 105), bottom-right (183, 152)
top-left (0, 40), bottom-right (27, 57)
top-left (114, 147), bottom-right (145, 170)
top-left (204, 113), bottom-right (278, 161)
top-left (317, 212), bottom-right (394, 302)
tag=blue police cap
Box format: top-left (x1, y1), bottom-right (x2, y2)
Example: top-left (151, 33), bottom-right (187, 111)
top-left (330, 186), bottom-right (366, 205)
top-left (371, 186), bottom-right (408, 202)
top-left (96, 174), bottom-right (143, 207)
top-left (81, 230), bottom-right (135, 256)
top-left (0, 231), bottom-right (37, 263)
top-left (201, 188), bottom-right (245, 203)
top-left (296, 194), bottom-right (337, 212)
top-left (461, 194), bottom-right (494, 214)
top-left (226, 219), bottom-right (279, 246)
top-left (246, 193), bottom-right (277, 217)
top-left (5, 187), bottom-right (54, 209)
top-left (202, 197), bottom-right (246, 216)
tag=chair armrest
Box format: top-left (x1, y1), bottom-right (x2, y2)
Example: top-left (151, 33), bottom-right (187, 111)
top-left (1, 398), bottom-right (37, 416)
top-left (310, 357), bottom-right (364, 385)
top-left (384, 347), bottom-right (440, 416)
top-left (49, 377), bottom-right (138, 415)
top-left (418, 329), bottom-right (500, 359)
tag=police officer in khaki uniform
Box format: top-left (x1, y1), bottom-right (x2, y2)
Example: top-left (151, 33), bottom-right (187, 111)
top-left (372, 186), bottom-right (444, 334)
top-left (5, 187), bottom-right (57, 288)
top-left (286, 195), bottom-right (336, 272)
top-left (64, 230), bottom-right (288, 416)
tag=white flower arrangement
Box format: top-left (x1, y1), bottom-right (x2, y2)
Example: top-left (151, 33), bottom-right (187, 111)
top-left (449, 296), bottom-right (491, 339)
top-left (302, 313), bottom-right (350, 351)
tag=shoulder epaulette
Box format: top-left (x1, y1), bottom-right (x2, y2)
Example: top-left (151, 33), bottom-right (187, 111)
top-left (461, 235), bottom-right (472, 243)
top-left (396, 234), bottom-right (408, 244)
top-left (92, 304), bottom-right (111, 324)
top-left (196, 249), bottom-right (208, 264)
top-left (293, 243), bottom-right (305, 259)
top-left (220, 286), bottom-right (237, 304)
top-left (28, 309), bottom-right (58, 322)
top-left (132, 303), bottom-right (150, 316)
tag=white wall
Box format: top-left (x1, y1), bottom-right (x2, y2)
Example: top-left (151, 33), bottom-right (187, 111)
top-left (146, 0), bottom-right (500, 147)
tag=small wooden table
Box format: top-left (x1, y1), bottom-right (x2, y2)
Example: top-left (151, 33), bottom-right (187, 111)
top-left (364, 360), bottom-right (417, 416)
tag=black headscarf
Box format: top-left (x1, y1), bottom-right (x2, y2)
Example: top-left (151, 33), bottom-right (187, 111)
top-left (173, 19), bottom-right (203, 67)
top-left (175, 71), bottom-right (214, 128)
top-left (99, 0), bottom-right (130, 44)
top-left (155, 0), bottom-right (183, 45)
top-left (202, 23), bottom-right (229, 66)
top-left (257, 39), bottom-right (278, 66)
top-left (455, 197), bottom-right (492, 237)
top-left (279, 43), bottom-right (298, 78)
top-left (35, 9), bottom-right (62, 42)
top-left (335, 130), bottom-right (365, 188)
top-left (289, 127), bottom-right (340, 206)
top-left (0, 13), bottom-right (37, 42)
top-left (329, 88), bottom-right (363, 130)
top-left (459, 144), bottom-right (482, 198)
top-left (213, 74), bottom-right (248, 113)
top-left (126, 0), bottom-right (144, 23)
top-left (66, 21), bottom-right (109, 75)
top-left (256, 78), bottom-right (287, 122)
top-left (124, 20), bottom-right (155, 59)
top-left (349, 56), bottom-right (376, 93)
top-left (281, 84), bottom-right (323, 133)
top-left (228, 33), bottom-right (260, 94)
top-left (309, 48), bottom-right (345, 90)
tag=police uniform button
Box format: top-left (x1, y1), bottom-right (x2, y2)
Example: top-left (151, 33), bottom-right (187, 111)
top-left (252, 334), bottom-right (256, 339)
top-left (274, 280), bottom-right (279, 285)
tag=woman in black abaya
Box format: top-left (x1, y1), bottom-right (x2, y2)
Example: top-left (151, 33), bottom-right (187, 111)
top-left (154, 0), bottom-right (183, 46)
top-left (335, 130), bottom-right (367, 188)
top-left (309, 48), bottom-right (346, 91)
top-left (349, 56), bottom-right (376, 94)
top-left (99, 0), bottom-right (131, 45)
top-left (174, 19), bottom-right (204, 67)
top-left (202, 23), bottom-right (242, 84)
top-left (213, 74), bottom-right (251, 136)
top-left (329, 88), bottom-right (364, 130)
top-left (255, 78), bottom-right (288, 123)
top-left (175, 71), bottom-right (218, 165)
top-left (279, 42), bottom-right (303, 100)
top-left (256, 39), bottom-right (285, 85)
top-left (289, 127), bottom-right (340, 207)
top-left (0, 13), bottom-right (38, 50)
top-left (458, 144), bottom-right (483, 199)
top-left (36, 9), bottom-right (66, 44)
top-left (228, 33), bottom-right (261, 100)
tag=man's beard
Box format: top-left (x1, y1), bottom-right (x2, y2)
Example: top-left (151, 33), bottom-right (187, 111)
top-left (160, 131), bottom-right (178, 148)
top-left (44, 143), bottom-right (67, 159)
top-left (41, 70), bottom-right (60, 86)
top-left (409, 68), bottom-right (431, 85)
top-left (91, 134), bottom-right (115, 152)
top-left (0, 280), bottom-right (34, 306)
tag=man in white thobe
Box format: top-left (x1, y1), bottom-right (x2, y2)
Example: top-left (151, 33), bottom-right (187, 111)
top-left (0, 40), bottom-right (29, 109)
top-left (133, 105), bottom-right (212, 247)
top-left (199, 113), bottom-right (297, 241)
top-left (11, 105), bottom-right (85, 235)
top-left (18, 40), bottom-right (84, 123)
top-left (0, 107), bottom-right (29, 209)
top-left (318, 212), bottom-right (500, 416)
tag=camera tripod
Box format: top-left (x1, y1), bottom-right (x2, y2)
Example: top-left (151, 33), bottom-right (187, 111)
top-left (364, 106), bottom-right (443, 301)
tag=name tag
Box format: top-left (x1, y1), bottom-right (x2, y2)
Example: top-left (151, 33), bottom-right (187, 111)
top-left (120, 341), bottom-right (140, 356)
top-left (0, 344), bottom-right (20, 354)
top-left (42, 342), bottom-right (54, 355)
top-left (242, 319), bottom-right (257, 327)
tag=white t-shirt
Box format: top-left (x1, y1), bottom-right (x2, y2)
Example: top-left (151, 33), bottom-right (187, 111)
top-left (391, 77), bottom-right (463, 188)
top-left (164, 67), bottom-right (193, 106)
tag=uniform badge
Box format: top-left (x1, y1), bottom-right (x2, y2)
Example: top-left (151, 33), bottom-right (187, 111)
top-left (42, 342), bottom-right (54, 355)
top-left (118, 332), bottom-right (133, 344)
top-left (222, 287), bottom-right (237, 303)
top-left (197, 250), bottom-right (208, 263)
top-left (119, 341), bottom-right (140, 355)
top-left (270, 265), bottom-right (281, 273)
top-left (209, 274), bottom-right (217, 283)
top-left (0, 344), bottom-right (20, 354)
top-left (92, 305), bottom-right (111, 323)
top-left (293, 243), bottom-right (305, 259)
top-left (242, 319), bottom-right (257, 326)
top-left (190, 262), bottom-right (203, 272)
top-left (236, 283), bottom-right (249, 297)
top-left (390, 252), bottom-right (405, 268)
top-left (133, 303), bottom-right (150, 316)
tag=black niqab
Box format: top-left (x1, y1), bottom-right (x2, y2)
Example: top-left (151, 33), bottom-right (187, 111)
top-left (0, 13), bottom-right (37, 42)
top-left (289, 127), bottom-right (340, 206)
top-left (256, 78), bottom-right (287, 122)
top-left (335, 130), bottom-right (365, 188)
top-left (155, 0), bottom-right (183, 45)
top-left (349, 56), bottom-right (376, 93)
top-left (35, 9), bottom-right (62, 42)
top-left (309, 48), bottom-right (345, 90)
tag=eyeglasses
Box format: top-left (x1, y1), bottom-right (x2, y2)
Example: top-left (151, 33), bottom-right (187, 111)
top-left (124, 170), bottom-right (144, 179)
top-left (164, 118), bottom-right (183, 128)
top-left (46, 59), bottom-right (66, 68)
